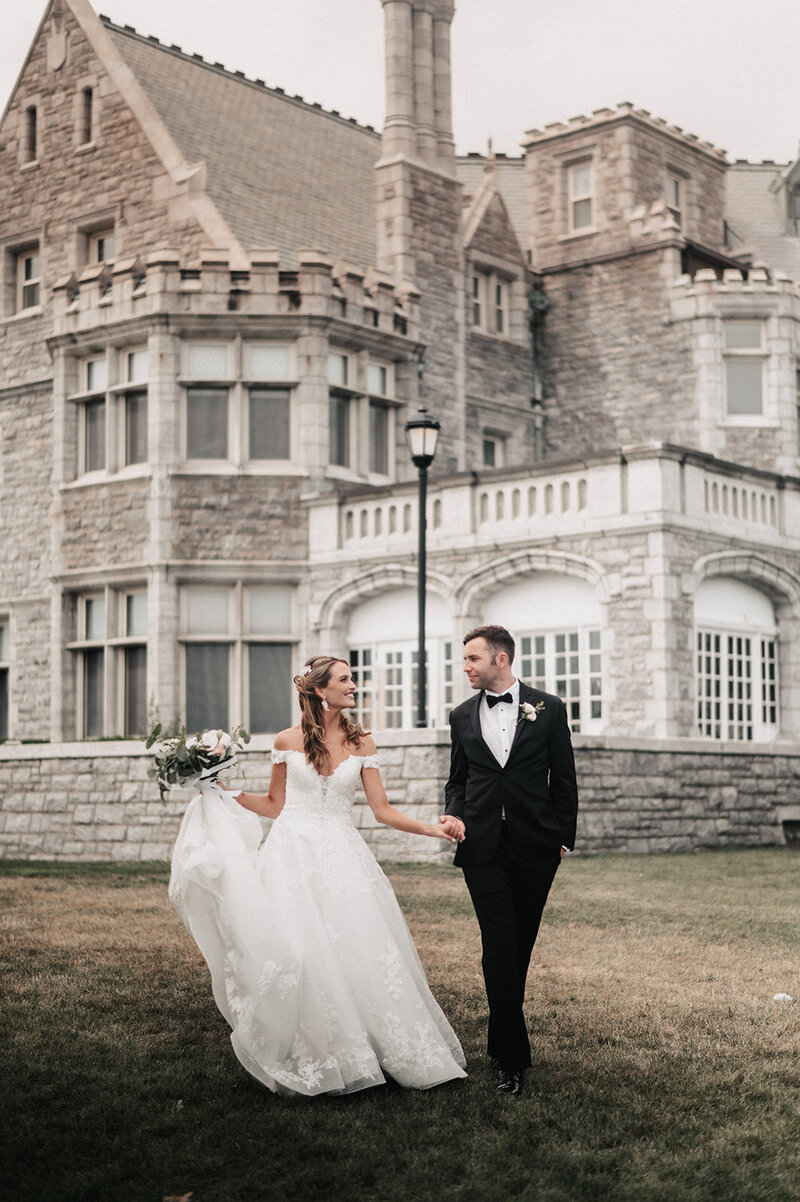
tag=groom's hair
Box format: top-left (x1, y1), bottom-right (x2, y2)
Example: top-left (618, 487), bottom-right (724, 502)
top-left (463, 624), bottom-right (515, 665)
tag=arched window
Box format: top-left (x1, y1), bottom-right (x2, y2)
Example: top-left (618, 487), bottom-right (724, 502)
top-left (695, 577), bottom-right (778, 741)
top-left (347, 589), bottom-right (452, 728)
top-left (484, 574), bottom-right (603, 733)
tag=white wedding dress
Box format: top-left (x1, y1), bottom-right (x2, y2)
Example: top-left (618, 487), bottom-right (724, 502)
top-left (169, 748), bottom-right (467, 1096)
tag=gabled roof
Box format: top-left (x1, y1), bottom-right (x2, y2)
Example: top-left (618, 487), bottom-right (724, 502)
top-left (461, 168), bottom-right (526, 268)
top-left (101, 17), bottom-right (381, 269)
top-left (457, 154), bottom-right (528, 253)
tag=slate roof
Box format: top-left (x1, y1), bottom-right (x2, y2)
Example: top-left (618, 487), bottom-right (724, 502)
top-left (102, 19), bottom-right (381, 268)
top-left (725, 163), bottom-right (800, 282)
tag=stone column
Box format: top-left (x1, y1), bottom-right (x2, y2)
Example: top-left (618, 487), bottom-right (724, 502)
top-left (381, 0), bottom-right (416, 160)
top-left (412, 2), bottom-right (437, 165)
top-left (432, 1), bottom-right (456, 168)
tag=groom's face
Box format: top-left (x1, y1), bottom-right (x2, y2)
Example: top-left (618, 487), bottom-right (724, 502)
top-left (463, 637), bottom-right (507, 692)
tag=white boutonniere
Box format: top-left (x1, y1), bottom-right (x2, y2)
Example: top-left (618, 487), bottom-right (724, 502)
top-left (520, 701), bottom-right (545, 722)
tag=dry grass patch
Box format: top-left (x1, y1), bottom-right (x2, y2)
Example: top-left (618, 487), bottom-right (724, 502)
top-left (2, 851), bottom-right (799, 1202)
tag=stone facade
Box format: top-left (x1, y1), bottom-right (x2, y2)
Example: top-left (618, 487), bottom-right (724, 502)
top-left (1, 0), bottom-right (799, 859)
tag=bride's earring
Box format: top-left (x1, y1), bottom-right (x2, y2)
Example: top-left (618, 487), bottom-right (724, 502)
top-left (321, 697), bottom-right (329, 711)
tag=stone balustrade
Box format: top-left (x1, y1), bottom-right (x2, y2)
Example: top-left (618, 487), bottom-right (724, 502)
top-left (308, 444), bottom-right (800, 561)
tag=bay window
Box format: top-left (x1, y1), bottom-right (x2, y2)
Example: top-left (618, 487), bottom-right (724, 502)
top-left (70, 588), bottom-right (148, 738)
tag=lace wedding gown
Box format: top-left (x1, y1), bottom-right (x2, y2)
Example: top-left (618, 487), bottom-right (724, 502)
top-left (169, 749), bottom-right (467, 1096)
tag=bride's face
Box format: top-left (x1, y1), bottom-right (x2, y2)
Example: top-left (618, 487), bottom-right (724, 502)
top-left (320, 662), bottom-right (357, 712)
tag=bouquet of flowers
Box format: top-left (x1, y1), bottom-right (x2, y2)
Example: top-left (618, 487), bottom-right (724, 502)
top-left (146, 723), bottom-right (250, 802)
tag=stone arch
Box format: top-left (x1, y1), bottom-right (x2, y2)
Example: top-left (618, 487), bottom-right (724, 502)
top-left (689, 551), bottom-right (800, 609)
top-left (313, 563), bottom-right (454, 637)
top-left (455, 549), bottom-right (610, 618)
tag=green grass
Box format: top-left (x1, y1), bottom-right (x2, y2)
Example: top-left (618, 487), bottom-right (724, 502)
top-left (1, 850), bottom-right (799, 1202)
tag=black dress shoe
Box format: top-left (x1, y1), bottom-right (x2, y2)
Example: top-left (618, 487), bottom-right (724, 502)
top-left (496, 1069), bottom-right (523, 1096)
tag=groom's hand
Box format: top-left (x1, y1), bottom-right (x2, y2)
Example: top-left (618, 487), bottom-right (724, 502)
top-left (439, 815), bottom-right (465, 843)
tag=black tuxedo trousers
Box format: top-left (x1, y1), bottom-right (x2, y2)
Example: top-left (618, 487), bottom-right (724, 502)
top-left (462, 833), bottom-right (560, 1071)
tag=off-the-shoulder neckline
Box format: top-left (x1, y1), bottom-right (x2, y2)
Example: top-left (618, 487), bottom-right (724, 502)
top-left (273, 747), bottom-right (378, 779)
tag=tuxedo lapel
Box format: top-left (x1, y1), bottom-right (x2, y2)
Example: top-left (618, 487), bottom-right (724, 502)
top-left (467, 692), bottom-right (501, 767)
top-left (508, 682), bottom-right (539, 758)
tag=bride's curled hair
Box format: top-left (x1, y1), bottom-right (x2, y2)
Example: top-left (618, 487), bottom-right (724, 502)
top-left (293, 656), bottom-right (368, 773)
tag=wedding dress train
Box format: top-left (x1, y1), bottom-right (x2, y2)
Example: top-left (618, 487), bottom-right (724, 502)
top-left (169, 748), bottom-right (467, 1096)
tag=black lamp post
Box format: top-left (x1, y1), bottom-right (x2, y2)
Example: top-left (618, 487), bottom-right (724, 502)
top-left (405, 407), bottom-right (440, 728)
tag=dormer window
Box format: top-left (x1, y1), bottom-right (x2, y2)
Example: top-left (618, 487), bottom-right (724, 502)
top-left (471, 269), bottom-right (511, 339)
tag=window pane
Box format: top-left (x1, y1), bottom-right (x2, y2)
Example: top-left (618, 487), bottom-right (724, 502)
top-left (186, 344), bottom-right (228, 378)
top-left (330, 392), bottom-right (350, 466)
top-left (85, 596), bottom-right (105, 640)
top-left (124, 645), bottom-right (147, 736)
top-left (127, 350), bottom-right (149, 383)
top-left (328, 354), bottom-right (348, 387)
top-left (247, 344), bottom-right (291, 379)
top-left (724, 321), bottom-right (762, 349)
top-left (369, 402), bottom-right (389, 475)
top-left (83, 648), bottom-right (104, 737)
top-left (185, 588), bottom-right (229, 634)
top-left (572, 196), bottom-right (592, 229)
top-left (0, 623), bottom-right (8, 661)
top-left (86, 357), bottom-right (108, 392)
top-left (125, 391), bottom-right (148, 465)
top-left (84, 400), bottom-right (106, 471)
top-left (726, 361), bottom-right (763, 415)
top-left (185, 644), bottom-right (229, 731)
top-left (571, 163), bottom-right (592, 198)
top-left (482, 438), bottom-right (496, 468)
top-left (247, 587), bottom-right (292, 634)
top-left (367, 363), bottom-right (389, 396)
top-left (0, 668), bottom-right (7, 740)
top-left (187, 387), bottom-right (228, 458)
top-left (249, 643), bottom-right (292, 732)
top-left (126, 593), bottom-right (147, 638)
top-left (249, 388), bottom-right (290, 459)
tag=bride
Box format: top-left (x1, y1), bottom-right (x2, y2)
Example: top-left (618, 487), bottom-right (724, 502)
top-left (169, 655), bottom-right (467, 1096)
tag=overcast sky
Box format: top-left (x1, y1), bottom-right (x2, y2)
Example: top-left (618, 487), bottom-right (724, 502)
top-left (3, 0), bottom-right (800, 164)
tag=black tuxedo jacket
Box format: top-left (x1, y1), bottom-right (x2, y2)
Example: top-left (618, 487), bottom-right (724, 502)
top-left (445, 682), bottom-right (578, 866)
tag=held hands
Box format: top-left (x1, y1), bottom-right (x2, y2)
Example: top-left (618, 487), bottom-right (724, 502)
top-left (437, 815), bottom-right (466, 843)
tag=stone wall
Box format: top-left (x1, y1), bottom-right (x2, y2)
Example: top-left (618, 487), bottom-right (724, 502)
top-left (1, 731), bottom-right (798, 863)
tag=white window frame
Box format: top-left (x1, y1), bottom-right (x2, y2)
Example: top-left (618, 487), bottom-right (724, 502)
top-left (70, 346), bottom-right (150, 478)
top-left (16, 246), bottom-right (41, 313)
top-left (88, 228), bottom-right (115, 266)
top-left (182, 340), bottom-right (297, 468)
top-left (566, 159), bottom-right (594, 234)
top-left (517, 627), bottom-right (603, 735)
top-left (179, 583), bottom-right (296, 733)
top-left (696, 626), bottom-right (778, 742)
top-left (68, 587), bottom-right (148, 738)
top-left (470, 268), bottom-right (512, 339)
top-left (348, 638), bottom-right (453, 730)
top-left (721, 319), bottom-right (769, 424)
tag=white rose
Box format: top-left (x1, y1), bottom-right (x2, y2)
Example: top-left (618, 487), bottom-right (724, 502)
top-left (200, 729), bottom-right (221, 750)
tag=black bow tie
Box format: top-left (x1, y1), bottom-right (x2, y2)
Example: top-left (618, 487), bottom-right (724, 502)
top-left (486, 692), bottom-right (513, 708)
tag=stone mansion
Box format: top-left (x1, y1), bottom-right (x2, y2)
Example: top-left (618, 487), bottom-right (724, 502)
top-left (1, 0), bottom-right (799, 855)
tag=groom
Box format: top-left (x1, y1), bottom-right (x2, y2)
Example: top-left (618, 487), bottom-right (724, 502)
top-left (441, 625), bottom-right (578, 1096)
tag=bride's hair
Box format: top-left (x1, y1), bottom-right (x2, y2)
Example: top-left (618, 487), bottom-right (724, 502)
top-left (293, 656), bottom-right (368, 772)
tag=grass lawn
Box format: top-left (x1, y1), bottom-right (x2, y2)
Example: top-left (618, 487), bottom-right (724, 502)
top-left (1, 849), bottom-right (799, 1202)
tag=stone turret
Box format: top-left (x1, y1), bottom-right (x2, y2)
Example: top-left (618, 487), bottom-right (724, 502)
top-left (380, 0), bottom-right (455, 170)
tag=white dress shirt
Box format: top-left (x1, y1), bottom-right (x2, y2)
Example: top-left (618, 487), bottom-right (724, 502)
top-left (479, 678), bottom-right (520, 767)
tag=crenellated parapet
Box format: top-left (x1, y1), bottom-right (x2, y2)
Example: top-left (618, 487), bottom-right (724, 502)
top-left (51, 247), bottom-right (421, 340)
top-left (669, 265), bottom-right (800, 321)
top-left (523, 101), bottom-right (728, 162)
